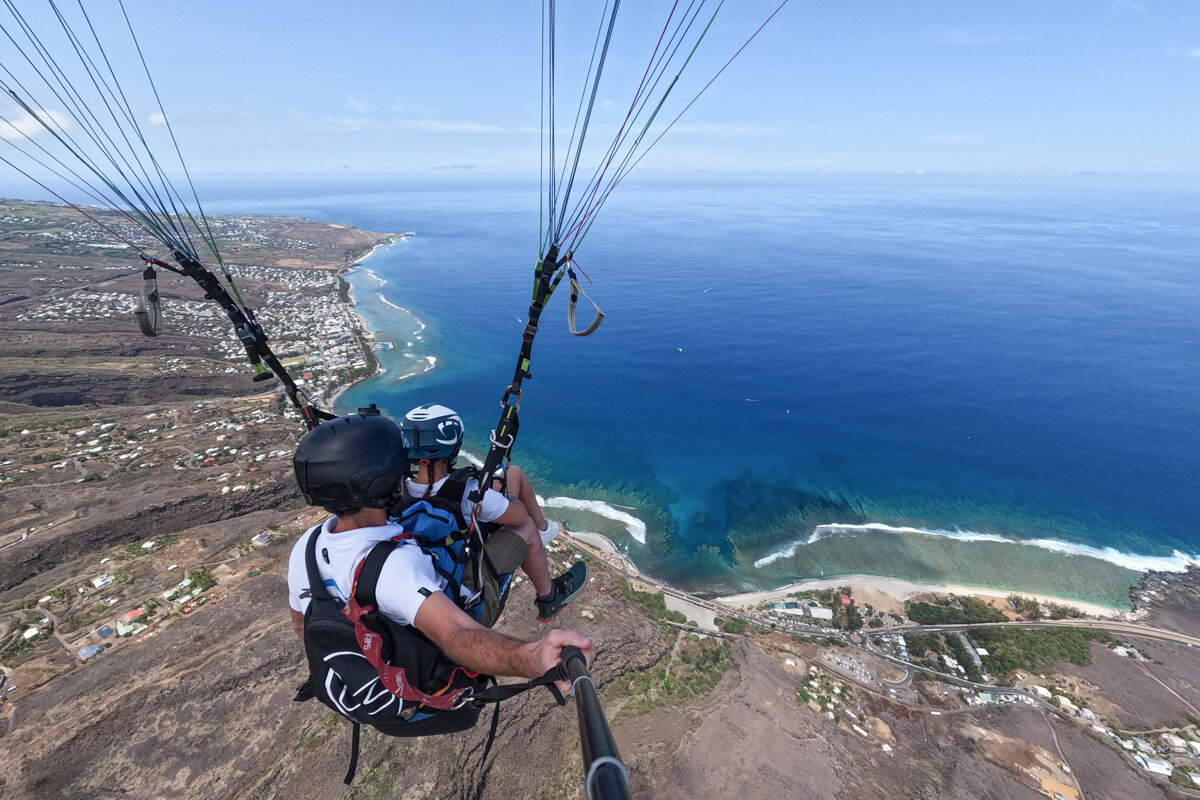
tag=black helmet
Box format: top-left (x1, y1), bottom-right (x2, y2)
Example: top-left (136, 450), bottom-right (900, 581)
top-left (293, 413), bottom-right (407, 512)
top-left (401, 403), bottom-right (464, 465)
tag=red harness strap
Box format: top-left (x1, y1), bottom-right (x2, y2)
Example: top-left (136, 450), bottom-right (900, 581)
top-left (343, 535), bottom-right (479, 711)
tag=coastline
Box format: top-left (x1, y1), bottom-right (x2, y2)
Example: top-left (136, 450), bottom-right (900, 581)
top-left (325, 239), bottom-right (399, 408)
top-left (566, 528), bottom-right (1131, 620)
top-left (712, 574), bottom-right (1131, 620)
top-left (329, 229), bottom-right (1152, 621)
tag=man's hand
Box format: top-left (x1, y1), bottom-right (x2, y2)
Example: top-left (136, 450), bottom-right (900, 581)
top-left (529, 628), bottom-right (594, 695)
top-left (416, 592), bottom-right (595, 689)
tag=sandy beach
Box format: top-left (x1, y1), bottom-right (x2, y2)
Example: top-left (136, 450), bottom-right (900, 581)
top-left (712, 573), bottom-right (1129, 620)
top-left (562, 527), bottom-right (1130, 621)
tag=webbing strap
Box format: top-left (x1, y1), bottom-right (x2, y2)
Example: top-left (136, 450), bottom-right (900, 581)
top-left (343, 724), bottom-right (360, 785)
top-left (567, 272), bottom-right (604, 336)
top-left (134, 266), bottom-right (161, 336)
top-left (472, 244), bottom-right (562, 505)
top-left (345, 540), bottom-right (477, 712)
top-left (302, 525), bottom-right (332, 603)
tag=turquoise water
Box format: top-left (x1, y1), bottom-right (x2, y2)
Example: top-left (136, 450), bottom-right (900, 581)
top-left (203, 175), bottom-right (1200, 608)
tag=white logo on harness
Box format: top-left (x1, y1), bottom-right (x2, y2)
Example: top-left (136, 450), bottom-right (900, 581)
top-left (323, 651), bottom-right (404, 718)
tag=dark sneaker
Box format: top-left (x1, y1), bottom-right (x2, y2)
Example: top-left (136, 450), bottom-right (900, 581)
top-left (536, 561), bottom-right (588, 622)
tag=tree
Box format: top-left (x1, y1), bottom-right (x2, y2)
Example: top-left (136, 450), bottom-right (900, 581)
top-left (189, 568), bottom-right (217, 592)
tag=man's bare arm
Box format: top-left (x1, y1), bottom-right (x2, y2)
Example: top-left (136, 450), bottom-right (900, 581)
top-left (413, 592), bottom-right (591, 680)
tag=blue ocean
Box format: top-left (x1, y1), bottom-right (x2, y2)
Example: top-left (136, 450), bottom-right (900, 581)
top-left (201, 174), bottom-right (1200, 608)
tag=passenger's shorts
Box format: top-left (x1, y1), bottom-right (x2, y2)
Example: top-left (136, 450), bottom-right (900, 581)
top-left (466, 527), bottom-right (527, 628)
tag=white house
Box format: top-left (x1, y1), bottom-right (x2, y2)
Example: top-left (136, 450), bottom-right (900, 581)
top-left (1139, 756), bottom-right (1173, 777)
top-left (1161, 733), bottom-right (1188, 752)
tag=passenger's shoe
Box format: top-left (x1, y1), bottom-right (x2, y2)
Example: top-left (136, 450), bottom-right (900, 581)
top-left (539, 520), bottom-right (561, 547)
top-left (536, 561), bottom-right (588, 622)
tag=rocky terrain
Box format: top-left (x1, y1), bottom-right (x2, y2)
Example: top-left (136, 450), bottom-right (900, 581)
top-left (2, 200), bottom-right (1199, 800)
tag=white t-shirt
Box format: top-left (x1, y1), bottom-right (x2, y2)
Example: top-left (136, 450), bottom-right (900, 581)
top-left (287, 518), bottom-right (446, 627)
top-left (403, 475), bottom-right (509, 524)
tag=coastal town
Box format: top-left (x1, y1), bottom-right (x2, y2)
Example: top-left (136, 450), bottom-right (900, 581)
top-left (567, 532), bottom-right (1200, 799)
top-left (2, 200), bottom-right (1199, 800)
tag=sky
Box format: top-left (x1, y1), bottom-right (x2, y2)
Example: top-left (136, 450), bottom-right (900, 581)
top-left (2, 1), bottom-right (1200, 180)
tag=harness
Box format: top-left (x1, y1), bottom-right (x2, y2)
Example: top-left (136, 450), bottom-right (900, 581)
top-left (393, 467), bottom-right (522, 624)
top-left (296, 526), bottom-right (565, 784)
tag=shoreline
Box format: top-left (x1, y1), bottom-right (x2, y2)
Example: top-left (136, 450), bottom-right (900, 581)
top-left (566, 528), bottom-right (1132, 620)
top-left (325, 244), bottom-right (396, 408)
top-left (711, 573), bottom-right (1132, 620)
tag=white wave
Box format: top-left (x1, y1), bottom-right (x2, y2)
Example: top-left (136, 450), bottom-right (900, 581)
top-left (425, 356), bottom-right (437, 368)
top-left (365, 269), bottom-right (387, 285)
top-left (377, 294), bottom-right (403, 311)
top-left (540, 495), bottom-right (646, 544)
top-left (753, 521), bottom-right (1200, 574)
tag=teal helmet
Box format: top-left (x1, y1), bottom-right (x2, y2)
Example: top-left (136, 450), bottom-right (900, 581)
top-left (401, 403), bottom-right (464, 465)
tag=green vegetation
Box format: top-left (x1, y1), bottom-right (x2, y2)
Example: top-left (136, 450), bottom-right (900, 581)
top-left (1169, 770), bottom-right (1197, 789)
top-left (717, 616), bottom-right (747, 635)
top-left (1045, 602), bottom-right (1085, 620)
top-left (836, 601), bottom-right (863, 631)
top-left (905, 597), bottom-right (1006, 625)
top-left (618, 583), bottom-right (686, 625)
top-left (944, 633), bottom-right (982, 682)
top-left (904, 632), bottom-right (943, 660)
top-left (294, 711), bottom-right (341, 751)
top-left (970, 627), bottom-right (1111, 675)
top-left (610, 634), bottom-right (731, 717)
top-left (1007, 594), bottom-right (1042, 620)
top-left (1, 627), bottom-right (53, 665)
top-left (188, 568), bottom-right (217, 592)
top-left (797, 671), bottom-right (853, 715)
top-left (121, 541), bottom-right (147, 558)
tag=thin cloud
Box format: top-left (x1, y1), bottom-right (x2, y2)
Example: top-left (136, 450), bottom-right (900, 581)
top-left (0, 108), bottom-right (71, 141)
top-left (147, 111), bottom-right (167, 126)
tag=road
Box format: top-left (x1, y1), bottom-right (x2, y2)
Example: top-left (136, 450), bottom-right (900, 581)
top-left (887, 620), bottom-right (1200, 650)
